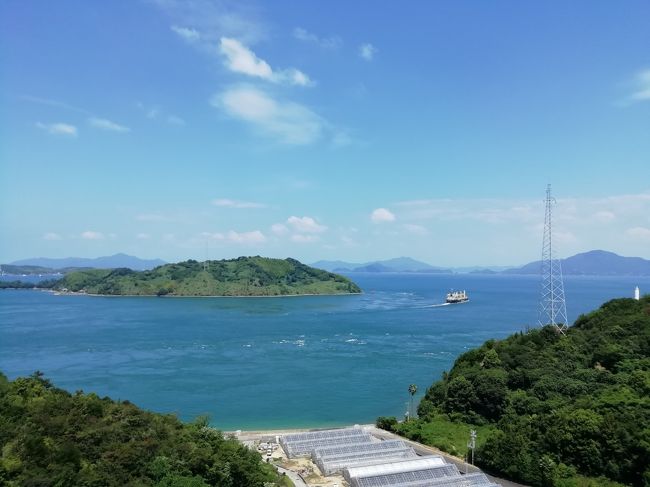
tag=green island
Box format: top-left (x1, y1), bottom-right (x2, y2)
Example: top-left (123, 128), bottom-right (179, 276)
top-left (0, 372), bottom-right (290, 487)
top-left (378, 295), bottom-right (650, 487)
top-left (53, 256), bottom-right (361, 297)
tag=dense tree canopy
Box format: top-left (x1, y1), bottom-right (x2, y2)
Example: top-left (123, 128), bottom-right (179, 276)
top-left (381, 296), bottom-right (650, 487)
top-left (0, 372), bottom-right (283, 486)
top-left (53, 257), bottom-right (361, 296)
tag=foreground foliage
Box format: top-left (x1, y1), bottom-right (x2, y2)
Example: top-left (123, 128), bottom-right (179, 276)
top-left (0, 372), bottom-right (282, 486)
top-left (380, 296), bottom-right (650, 487)
top-left (54, 256), bottom-right (361, 296)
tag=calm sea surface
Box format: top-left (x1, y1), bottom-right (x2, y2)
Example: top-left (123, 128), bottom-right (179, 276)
top-left (1, 273), bottom-right (648, 430)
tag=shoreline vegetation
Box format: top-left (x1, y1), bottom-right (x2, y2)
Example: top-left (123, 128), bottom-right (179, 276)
top-left (377, 295), bottom-right (650, 487)
top-left (45, 256), bottom-right (361, 297)
top-left (0, 372), bottom-right (287, 486)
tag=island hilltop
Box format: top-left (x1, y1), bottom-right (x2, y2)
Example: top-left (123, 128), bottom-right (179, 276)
top-left (53, 256), bottom-right (362, 297)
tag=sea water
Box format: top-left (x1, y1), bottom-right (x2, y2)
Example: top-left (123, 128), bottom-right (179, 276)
top-left (0, 273), bottom-right (647, 430)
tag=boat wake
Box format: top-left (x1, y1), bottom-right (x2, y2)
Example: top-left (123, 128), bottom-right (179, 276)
top-left (425, 302), bottom-right (451, 308)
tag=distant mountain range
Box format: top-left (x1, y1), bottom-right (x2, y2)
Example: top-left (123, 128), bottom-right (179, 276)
top-left (501, 250), bottom-right (650, 276)
top-left (311, 257), bottom-right (452, 273)
top-left (313, 250), bottom-right (650, 276)
top-left (7, 253), bottom-right (165, 272)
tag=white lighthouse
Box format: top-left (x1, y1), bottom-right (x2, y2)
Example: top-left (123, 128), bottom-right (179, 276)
top-left (634, 286), bottom-right (640, 300)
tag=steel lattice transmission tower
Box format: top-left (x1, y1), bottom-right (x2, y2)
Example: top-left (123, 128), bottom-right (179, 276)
top-left (538, 184), bottom-right (568, 334)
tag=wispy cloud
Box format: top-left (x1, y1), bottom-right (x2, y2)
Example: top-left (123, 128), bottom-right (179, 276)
top-left (166, 115), bottom-right (186, 125)
top-left (212, 198), bottom-right (266, 208)
top-left (627, 69), bottom-right (650, 103)
top-left (43, 232), bottom-right (63, 241)
top-left (21, 95), bottom-right (91, 115)
top-left (403, 223), bottom-right (428, 235)
top-left (136, 233), bottom-right (151, 240)
top-left (287, 216), bottom-right (327, 233)
top-left (201, 230), bottom-right (267, 244)
top-left (359, 43), bottom-right (377, 61)
top-left (153, 0), bottom-right (268, 46)
top-left (371, 208), bottom-right (396, 223)
top-left (171, 25), bottom-right (200, 42)
top-left (626, 226), bottom-right (650, 241)
top-left (290, 234), bottom-right (320, 243)
top-left (213, 85), bottom-right (324, 144)
top-left (137, 103), bottom-right (185, 126)
top-left (135, 213), bottom-right (172, 222)
top-left (88, 117), bottom-right (130, 133)
top-left (81, 230), bottom-right (105, 240)
top-left (293, 27), bottom-right (342, 49)
top-left (271, 223), bottom-right (289, 236)
top-left (219, 37), bottom-right (313, 86)
top-left (36, 122), bottom-right (78, 137)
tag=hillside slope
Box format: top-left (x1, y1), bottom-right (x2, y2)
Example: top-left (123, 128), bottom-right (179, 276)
top-left (55, 256), bottom-right (361, 296)
top-left (384, 295), bottom-right (650, 487)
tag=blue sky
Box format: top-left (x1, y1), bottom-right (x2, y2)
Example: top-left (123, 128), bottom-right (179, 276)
top-left (1, 0), bottom-right (650, 266)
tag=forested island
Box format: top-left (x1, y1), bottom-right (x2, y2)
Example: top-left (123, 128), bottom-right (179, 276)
top-left (378, 295), bottom-right (650, 487)
top-left (0, 372), bottom-right (287, 486)
top-left (52, 256), bottom-right (361, 297)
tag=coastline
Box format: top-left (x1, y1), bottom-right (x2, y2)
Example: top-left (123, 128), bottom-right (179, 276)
top-left (49, 290), bottom-right (363, 298)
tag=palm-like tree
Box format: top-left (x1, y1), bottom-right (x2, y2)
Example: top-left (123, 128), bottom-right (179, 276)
top-left (408, 384), bottom-right (418, 421)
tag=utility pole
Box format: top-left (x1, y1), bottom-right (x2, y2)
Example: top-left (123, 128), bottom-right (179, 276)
top-left (538, 184), bottom-right (568, 334)
top-left (467, 429), bottom-right (477, 467)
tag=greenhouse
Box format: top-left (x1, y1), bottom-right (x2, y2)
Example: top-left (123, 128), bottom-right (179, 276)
top-left (312, 440), bottom-right (418, 475)
top-left (344, 458), bottom-right (458, 486)
top-left (279, 427), bottom-right (372, 458)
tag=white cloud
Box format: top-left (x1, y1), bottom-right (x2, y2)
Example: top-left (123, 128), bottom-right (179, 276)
top-left (291, 234), bottom-right (319, 243)
top-left (359, 43), bottom-right (377, 61)
top-left (626, 226), bottom-right (650, 241)
top-left (271, 223), bottom-right (289, 236)
top-left (287, 216), bottom-right (327, 233)
top-left (43, 232), bottom-right (63, 241)
top-left (171, 25), bottom-right (200, 42)
top-left (36, 122), bottom-right (78, 137)
top-left (88, 117), bottom-right (130, 133)
top-left (403, 223), bottom-right (428, 235)
top-left (81, 231), bottom-right (105, 240)
top-left (212, 198), bottom-right (266, 208)
top-left (136, 233), bottom-right (151, 240)
top-left (214, 85), bottom-right (324, 144)
top-left (293, 27), bottom-right (342, 49)
top-left (371, 208), bottom-right (396, 223)
top-left (219, 37), bottom-right (313, 86)
top-left (219, 37), bottom-right (273, 79)
top-left (628, 69), bottom-right (650, 103)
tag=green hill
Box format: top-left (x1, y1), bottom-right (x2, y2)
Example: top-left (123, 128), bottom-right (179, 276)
top-left (379, 296), bottom-right (650, 487)
top-left (54, 256), bottom-right (361, 297)
top-left (0, 372), bottom-right (285, 486)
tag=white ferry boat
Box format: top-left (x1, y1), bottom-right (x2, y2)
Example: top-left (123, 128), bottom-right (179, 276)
top-left (446, 290), bottom-right (469, 304)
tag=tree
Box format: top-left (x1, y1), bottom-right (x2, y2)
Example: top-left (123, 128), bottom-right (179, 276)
top-left (408, 384), bottom-right (418, 421)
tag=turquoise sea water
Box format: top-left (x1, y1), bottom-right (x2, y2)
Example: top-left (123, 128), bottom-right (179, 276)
top-left (1, 273), bottom-right (648, 430)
